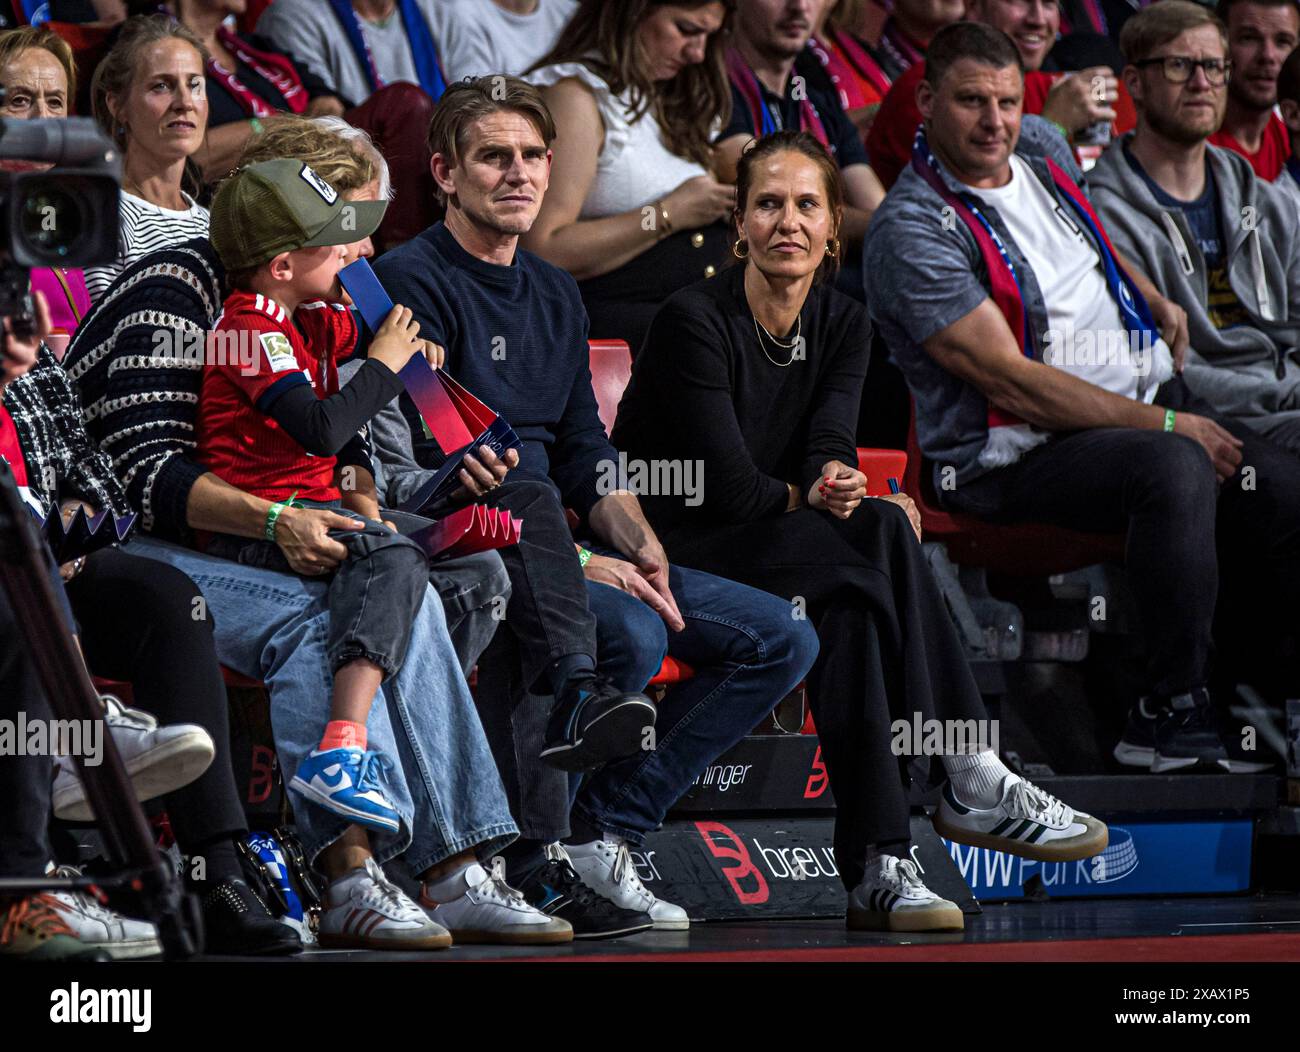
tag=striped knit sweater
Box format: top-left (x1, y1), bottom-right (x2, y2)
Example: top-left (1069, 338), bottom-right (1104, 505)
top-left (63, 238), bottom-right (225, 542)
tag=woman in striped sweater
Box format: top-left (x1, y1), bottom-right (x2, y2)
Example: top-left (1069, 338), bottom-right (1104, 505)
top-left (84, 16), bottom-right (212, 304)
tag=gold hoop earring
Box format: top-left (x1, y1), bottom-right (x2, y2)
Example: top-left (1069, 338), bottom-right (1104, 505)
top-left (826, 238), bottom-right (840, 256)
top-left (732, 238), bottom-right (749, 259)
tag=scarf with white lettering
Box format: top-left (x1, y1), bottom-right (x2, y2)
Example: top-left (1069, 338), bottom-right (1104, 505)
top-left (208, 27), bottom-right (309, 118)
top-left (726, 48), bottom-right (830, 147)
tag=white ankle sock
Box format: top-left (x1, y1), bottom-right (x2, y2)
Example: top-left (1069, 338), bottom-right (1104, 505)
top-left (421, 860), bottom-right (475, 902)
top-left (326, 864), bottom-right (370, 904)
top-left (942, 750), bottom-right (1011, 807)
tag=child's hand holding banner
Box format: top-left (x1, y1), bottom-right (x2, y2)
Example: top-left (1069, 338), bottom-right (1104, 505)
top-left (339, 258), bottom-right (523, 515)
top-left (338, 258), bottom-right (523, 556)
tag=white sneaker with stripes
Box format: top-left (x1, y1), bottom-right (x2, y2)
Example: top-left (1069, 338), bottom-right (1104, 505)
top-left (847, 855), bottom-right (963, 932)
top-left (933, 773), bottom-right (1109, 862)
top-left (420, 858), bottom-right (573, 945)
top-left (318, 858), bottom-right (452, 951)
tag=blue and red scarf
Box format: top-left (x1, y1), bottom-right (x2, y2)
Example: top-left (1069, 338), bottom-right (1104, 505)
top-left (726, 48), bottom-right (829, 147)
top-left (909, 127), bottom-right (1161, 435)
top-left (328, 0), bottom-right (446, 101)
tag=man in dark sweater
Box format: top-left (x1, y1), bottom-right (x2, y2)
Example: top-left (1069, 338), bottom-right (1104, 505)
top-left (374, 77), bottom-right (819, 933)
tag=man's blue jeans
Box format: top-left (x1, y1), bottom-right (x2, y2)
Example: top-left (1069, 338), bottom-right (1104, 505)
top-left (573, 557), bottom-right (820, 846)
top-left (127, 537), bottom-right (517, 873)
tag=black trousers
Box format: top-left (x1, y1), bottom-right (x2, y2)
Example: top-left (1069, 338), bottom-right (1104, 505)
top-left (0, 584), bottom-right (57, 879)
top-left (944, 379), bottom-right (1300, 698)
top-left (66, 547), bottom-right (246, 850)
top-left (469, 475), bottom-right (596, 843)
top-left (477, 475), bottom-right (597, 691)
top-left (664, 499), bottom-right (988, 891)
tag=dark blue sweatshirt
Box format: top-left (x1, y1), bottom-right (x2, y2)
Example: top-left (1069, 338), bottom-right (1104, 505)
top-left (374, 222), bottom-right (614, 519)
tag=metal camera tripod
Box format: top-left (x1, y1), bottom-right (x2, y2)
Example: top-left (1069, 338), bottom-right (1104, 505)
top-left (0, 463), bottom-right (201, 958)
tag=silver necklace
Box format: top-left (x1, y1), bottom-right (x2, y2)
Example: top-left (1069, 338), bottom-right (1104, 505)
top-left (752, 312), bottom-right (801, 367)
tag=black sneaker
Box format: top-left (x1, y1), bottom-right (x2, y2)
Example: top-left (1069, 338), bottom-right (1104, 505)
top-left (1219, 720), bottom-right (1275, 774)
top-left (517, 844), bottom-right (653, 940)
top-left (200, 878), bottom-right (303, 956)
top-left (539, 672), bottom-right (656, 772)
top-left (1113, 698), bottom-right (1159, 768)
top-left (1151, 690), bottom-right (1232, 773)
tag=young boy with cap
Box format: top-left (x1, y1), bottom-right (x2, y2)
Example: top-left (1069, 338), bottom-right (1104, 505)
top-left (197, 157), bottom-right (440, 836)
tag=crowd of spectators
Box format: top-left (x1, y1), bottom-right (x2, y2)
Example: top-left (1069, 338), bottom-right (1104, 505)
top-left (1, 0), bottom-right (1298, 960)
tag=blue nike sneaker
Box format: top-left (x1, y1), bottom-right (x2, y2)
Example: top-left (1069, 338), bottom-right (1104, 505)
top-left (288, 747), bottom-right (401, 833)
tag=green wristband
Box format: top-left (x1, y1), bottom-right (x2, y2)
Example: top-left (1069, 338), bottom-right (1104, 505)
top-left (1047, 119), bottom-right (1070, 141)
top-left (577, 547), bottom-right (592, 568)
top-left (249, 117), bottom-right (265, 136)
top-left (1164, 409), bottom-right (1176, 433)
top-left (265, 501), bottom-right (288, 541)
top-left (265, 490), bottom-right (301, 541)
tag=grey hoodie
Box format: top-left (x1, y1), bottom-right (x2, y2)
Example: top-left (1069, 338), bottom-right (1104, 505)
top-left (1090, 134), bottom-right (1300, 435)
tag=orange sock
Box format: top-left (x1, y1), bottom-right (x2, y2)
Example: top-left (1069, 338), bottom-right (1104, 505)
top-left (319, 720), bottom-right (367, 752)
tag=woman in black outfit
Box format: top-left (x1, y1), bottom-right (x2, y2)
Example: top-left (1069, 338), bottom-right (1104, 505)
top-left (611, 130), bottom-right (1107, 933)
top-left (4, 344), bottom-right (299, 956)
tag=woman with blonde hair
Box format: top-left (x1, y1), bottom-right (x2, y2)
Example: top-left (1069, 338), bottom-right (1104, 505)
top-left (85, 14), bottom-right (211, 302)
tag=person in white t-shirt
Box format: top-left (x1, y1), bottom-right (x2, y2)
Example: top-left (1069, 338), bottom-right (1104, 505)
top-left (435, 0), bottom-right (578, 80)
top-left (86, 16), bottom-right (212, 303)
top-left (521, 0), bottom-right (736, 350)
top-left (954, 152), bottom-right (1169, 409)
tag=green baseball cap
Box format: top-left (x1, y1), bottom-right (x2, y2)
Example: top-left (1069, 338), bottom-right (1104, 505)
top-left (209, 158), bottom-right (388, 272)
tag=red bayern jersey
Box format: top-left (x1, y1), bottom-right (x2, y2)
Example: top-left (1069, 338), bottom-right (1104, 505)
top-left (1209, 112), bottom-right (1290, 181)
top-left (195, 289), bottom-right (358, 503)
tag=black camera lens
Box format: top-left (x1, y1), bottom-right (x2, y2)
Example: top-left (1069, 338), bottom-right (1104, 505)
top-left (18, 185), bottom-right (86, 262)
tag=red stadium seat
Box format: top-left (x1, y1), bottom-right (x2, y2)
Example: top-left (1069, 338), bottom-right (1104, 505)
top-left (856, 447), bottom-right (908, 497)
top-left (903, 400), bottom-right (1124, 575)
top-left (648, 656), bottom-right (694, 687)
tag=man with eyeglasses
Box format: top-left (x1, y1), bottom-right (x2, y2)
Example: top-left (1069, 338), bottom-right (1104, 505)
top-left (1207, 0), bottom-right (1298, 179)
top-left (1091, 1), bottom-right (1300, 458)
top-left (866, 19), bottom-right (1300, 779)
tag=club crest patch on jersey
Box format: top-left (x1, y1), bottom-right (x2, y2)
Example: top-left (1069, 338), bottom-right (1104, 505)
top-left (260, 331), bottom-right (298, 372)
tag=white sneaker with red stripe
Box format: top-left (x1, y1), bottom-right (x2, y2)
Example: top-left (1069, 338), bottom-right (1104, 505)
top-left (419, 858), bottom-right (573, 945)
top-left (318, 858), bottom-right (451, 951)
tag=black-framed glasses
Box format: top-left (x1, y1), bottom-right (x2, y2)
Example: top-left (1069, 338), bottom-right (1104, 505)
top-left (1134, 55), bottom-right (1232, 85)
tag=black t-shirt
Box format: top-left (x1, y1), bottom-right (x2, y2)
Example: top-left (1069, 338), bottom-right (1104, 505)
top-left (718, 49), bottom-right (870, 170)
top-left (611, 264), bottom-right (871, 534)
